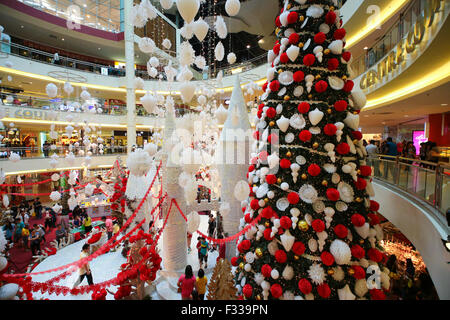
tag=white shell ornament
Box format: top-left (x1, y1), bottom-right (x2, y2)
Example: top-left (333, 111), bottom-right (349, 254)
top-left (328, 76), bottom-right (345, 90)
top-left (308, 108), bottom-right (324, 126)
top-left (278, 71), bottom-right (294, 86)
top-left (286, 45), bottom-right (300, 62)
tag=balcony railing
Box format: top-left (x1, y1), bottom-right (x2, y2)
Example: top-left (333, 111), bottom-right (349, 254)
top-left (368, 155), bottom-right (449, 217)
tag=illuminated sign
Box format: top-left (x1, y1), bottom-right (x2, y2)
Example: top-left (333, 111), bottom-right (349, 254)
top-left (360, 0), bottom-right (444, 90)
top-left (413, 130), bottom-right (428, 155)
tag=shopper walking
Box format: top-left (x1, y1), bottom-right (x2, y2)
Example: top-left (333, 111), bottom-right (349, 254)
top-left (73, 244), bottom-right (94, 287)
top-left (177, 265), bottom-right (197, 300)
top-left (195, 268), bottom-right (208, 300)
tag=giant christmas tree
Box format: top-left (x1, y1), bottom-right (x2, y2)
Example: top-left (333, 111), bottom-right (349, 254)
top-left (233, 0), bottom-right (390, 300)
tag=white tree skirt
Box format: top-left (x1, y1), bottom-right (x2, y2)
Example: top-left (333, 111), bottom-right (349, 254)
top-left (30, 214), bottom-right (220, 300)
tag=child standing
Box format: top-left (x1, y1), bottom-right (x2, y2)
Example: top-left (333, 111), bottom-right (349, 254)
top-left (195, 268), bottom-right (208, 300)
top-left (21, 224), bottom-right (30, 249)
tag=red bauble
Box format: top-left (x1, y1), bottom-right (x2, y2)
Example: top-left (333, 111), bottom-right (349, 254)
top-left (324, 123), bottom-right (338, 136)
top-left (275, 16), bottom-right (282, 28)
top-left (298, 278), bottom-right (312, 294)
top-left (270, 283), bottom-right (283, 299)
top-left (311, 219), bottom-right (325, 233)
top-left (259, 150), bottom-right (268, 161)
top-left (269, 80), bottom-right (280, 92)
top-left (342, 51), bottom-right (352, 62)
top-left (343, 80), bottom-right (354, 92)
top-left (326, 188), bottom-right (340, 201)
top-left (351, 244), bottom-right (365, 259)
top-left (244, 213), bottom-right (252, 223)
top-left (336, 142), bottom-right (350, 155)
top-left (303, 54), bottom-right (316, 66)
top-left (321, 251), bottom-right (335, 266)
top-left (273, 43), bottom-right (281, 55)
top-left (253, 131), bottom-right (260, 140)
top-left (352, 130), bottom-right (363, 140)
top-left (325, 11), bottom-right (337, 24)
top-left (351, 214), bottom-right (366, 227)
top-left (262, 82), bottom-right (268, 92)
top-left (266, 107), bottom-right (276, 119)
top-left (287, 192), bottom-right (299, 205)
top-left (293, 70), bottom-right (305, 82)
top-left (355, 177), bottom-right (367, 190)
top-left (353, 266), bottom-right (366, 279)
top-left (243, 284), bottom-right (253, 298)
top-left (275, 250), bottom-right (287, 264)
top-left (248, 165), bottom-right (255, 173)
top-left (268, 133), bottom-right (279, 144)
top-left (292, 241), bottom-right (306, 256)
top-left (262, 207), bottom-right (274, 219)
top-left (266, 174), bottom-right (277, 184)
top-left (334, 224), bottom-right (348, 238)
top-left (241, 239), bottom-right (251, 251)
top-left (258, 103), bottom-right (265, 111)
top-left (261, 264), bottom-right (272, 278)
top-left (280, 216), bottom-right (292, 229)
top-left (250, 199), bottom-right (260, 210)
top-left (289, 33), bottom-right (300, 45)
top-left (317, 283), bottom-right (331, 298)
top-left (257, 109), bottom-right (263, 118)
top-left (287, 11), bottom-right (299, 24)
top-left (280, 158), bottom-right (291, 169)
top-left (328, 58), bottom-right (339, 71)
top-left (370, 200), bottom-right (380, 212)
top-left (334, 28), bottom-right (347, 40)
top-left (368, 213), bottom-right (381, 226)
top-left (359, 165), bottom-right (372, 177)
top-left (308, 164), bottom-right (321, 176)
top-left (370, 289), bottom-right (386, 300)
top-left (334, 100), bottom-right (348, 111)
top-left (298, 102), bottom-right (310, 113)
top-left (315, 80), bottom-right (328, 93)
top-left (368, 248), bottom-right (383, 263)
top-left (299, 130), bottom-right (312, 142)
top-left (264, 228), bottom-right (274, 241)
top-left (280, 52), bottom-right (289, 64)
top-left (314, 32), bottom-right (326, 44)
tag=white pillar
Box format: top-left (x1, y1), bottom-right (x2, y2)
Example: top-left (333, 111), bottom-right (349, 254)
top-left (218, 76), bottom-right (252, 260)
top-left (124, 0), bottom-right (136, 153)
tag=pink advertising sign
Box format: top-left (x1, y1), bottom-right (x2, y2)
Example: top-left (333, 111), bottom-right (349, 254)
top-left (413, 131), bottom-right (428, 155)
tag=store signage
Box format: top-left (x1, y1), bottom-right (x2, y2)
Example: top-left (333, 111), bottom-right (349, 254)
top-left (1, 106), bottom-right (57, 121)
top-left (413, 130), bottom-right (428, 155)
top-left (360, 0), bottom-right (444, 90)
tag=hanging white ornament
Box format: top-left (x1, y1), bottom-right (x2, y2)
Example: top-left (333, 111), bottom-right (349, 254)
top-left (140, 92), bottom-right (158, 114)
top-left (160, 0), bottom-right (174, 9)
top-left (176, 0), bottom-right (200, 23)
top-left (80, 89), bottom-right (91, 100)
top-left (215, 15), bottom-right (228, 39)
top-left (234, 180), bottom-right (250, 201)
top-left (63, 82), bottom-right (74, 95)
top-left (179, 82), bottom-right (196, 103)
top-left (138, 37), bottom-right (156, 53)
top-left (215, 41), bottom-right (225, 61)
top-left (194, 55), bottom-right (207, 70)
top-left (134, 77), bottom-right (145, 90)
top-left (149, 57), bottom-right (160, 68)
top-left (227, 52), bottom-right (237, 64)
top-left (162, 38), bottom-right (172, 50)
top-left (225, 0), bottom-right (240, 16)
top-left (49, 191), bottom-right (61, 202)
top-left (9, 152), bottom-right (20, 163)
top-left (46, 83), bottom-right (58, 98)
top-left (193, 18), bottom-right (209, 42)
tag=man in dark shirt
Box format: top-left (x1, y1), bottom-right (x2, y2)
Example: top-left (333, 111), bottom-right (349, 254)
top-left (383, 137), bottom-right (398, 179)
top-left (33, 198), bottom-right (42, 219)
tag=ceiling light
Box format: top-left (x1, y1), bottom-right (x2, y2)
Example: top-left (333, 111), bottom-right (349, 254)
top-left (246, 45), bottom-right (251, 49)
top-left (62, 38), bottom-right (65, 41)
top-left (364, 46), bottom-right (368, 50)
top-left (258, 39), bottom-right (264, 44)
top-left (442, 103), bottom-right (448, 106)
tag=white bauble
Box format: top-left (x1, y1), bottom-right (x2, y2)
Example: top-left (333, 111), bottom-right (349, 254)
top-left (162, 38), bottom-right (172, 49)
top-left (46, 83), bottom-right (58, 98)
top-left (225, 0), bottom-right (240, 16)
top-left (176, 0), bottom-right (200, 23)
top-left (215, 15), bottom-right (228, 39)
top-left (215, 41), bottom-right (225, 61)
top-left (193, 18), bottom-right (209, 42)
top-left (227, 52), bottom-right (237, 64)
top-left (49, 191), bottom-right (61, 202)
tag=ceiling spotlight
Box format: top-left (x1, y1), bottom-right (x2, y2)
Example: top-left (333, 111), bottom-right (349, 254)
top-left (441, 103), bottom-right (448, 106)
top-left (364, 46), bottom-right (368, 50)
top-left (246, 45), bottom-right (251, 49)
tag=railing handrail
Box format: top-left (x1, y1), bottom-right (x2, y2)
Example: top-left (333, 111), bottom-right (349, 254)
top-left (372, 154), bottom-right (450, 169)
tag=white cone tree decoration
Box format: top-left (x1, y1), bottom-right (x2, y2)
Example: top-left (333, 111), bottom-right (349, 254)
top-left (176, 0), bottom-right (200, 23)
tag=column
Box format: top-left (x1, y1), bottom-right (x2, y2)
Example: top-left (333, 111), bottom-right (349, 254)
top-left (124, 0), bottom-right (136, 153)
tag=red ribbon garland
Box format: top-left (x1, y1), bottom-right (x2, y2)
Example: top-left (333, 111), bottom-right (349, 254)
top-left (0, 171), bottom-right (70, 187)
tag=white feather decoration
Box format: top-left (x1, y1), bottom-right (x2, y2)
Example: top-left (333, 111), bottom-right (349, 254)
top-left (50, 191), bottom-right (61, 202)
top-left (126, 149), bottom-right (153, 200)
top-left (194, 55), bottom-right (207, 70)
top-left (308, 263), bottom-right (326, 285)
top-left (2, 194), bottom-right (9, 208)
top-left (179, 41), bottom-right (196, 66)
top-left (144, 142), bottom-right (158, 157)
top-left (330, 239), bottom-right (352, 265)
top-left (9, 152), bottom-right (20, 163)
top-left (176, 0), bottom-right (200, 23)
top-left (138, 37), bottom-right (156, 53)
top-left (215, 15), bottom-right (228, 39)
top-left (180, 21), bottom-right (194, 39)
top-left (46, 83), bottom-right (58, 98)
top-left (162, 38), bottom-right (172, 49)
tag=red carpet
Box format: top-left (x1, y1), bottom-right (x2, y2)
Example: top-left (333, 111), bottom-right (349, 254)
top-left (7, 215), bottom-right (60, 274)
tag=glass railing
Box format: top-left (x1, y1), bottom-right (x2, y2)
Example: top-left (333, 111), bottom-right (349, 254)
top-left (0, 145), bottom-right (127, 160)
top-left (368, 155), bottom-right (450, 217)
top-left (17, 0), bottom-right (122, 33)
top-left (351, 0), bottom-right (449, 77)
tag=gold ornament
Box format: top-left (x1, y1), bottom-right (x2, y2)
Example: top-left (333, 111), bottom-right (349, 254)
top-left (277, 178), bottom-right (282, 184)
top-left (287, 3), bottom-right (291, 9)
top-left (284, 95), bottom-right (290, 101)
top-left (348, 268), bottom-right (355, 275)
top-left (264, 198), bottom-right (269, 203)
top-left (265, 221), bottom-right (270, 227)
top-left (299, 15), bottom-right (305, 22)
top-left (353, 111), bottom-right (359, 115)
top-left (301, 173), bottom-right (307, 180)
top-left (313, 142), bottom-right (319, 149)
top-left (286, 151), bottom-right (292, 158)
top-left (239, 262), bottom-right (244, 270)
top-left (315, 74), bottom-right (321, 80)
top-left (294, 255), bottom-right (299, 260)
top-left (256, 295), bottom-right (261, 300)
top-left (327, 108), bottom-right (332, 114)
top-left (357, 169), bottom-right (361, 175)
top-left (275, 27), bottom-right (281, 34)
top-left (327, 269), bottom-right (335, 276)
top-left (299, 42), bottom-right (304, 48)
top-left (255, 248), bottom-right (263, 257)
top-left (322, 180), bottom-right (328, 186)
top-left (356, 197), bottom-right (363, 203)
top-left (342, 75), bottom-right (348, 81)
top-left (278, 69), bottom-right (283, 74)
top-left (298, 220), bottom-right (309, 231)
top-left (269, 121), bottom-right (275, 127)
top-left (308, 94), bottom-right (313, 99)
top-left (353, 139), bottom-right (359, 145)
top-left (324, 49), bottom-right (331, 55)
top-left (360, 239), bottom-right (365, 244)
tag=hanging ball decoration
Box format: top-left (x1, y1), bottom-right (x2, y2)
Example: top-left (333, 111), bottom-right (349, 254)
top-left (176, 0), bottom-right (200, 23)
top-left (227, 52), bottom-right (237, 64)
top-left (160, 0), bottom-right (174, 10)
top-left (46, 83), bottom-right (58, 98)
top-left (225, 0), bottom-right (241, 16)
